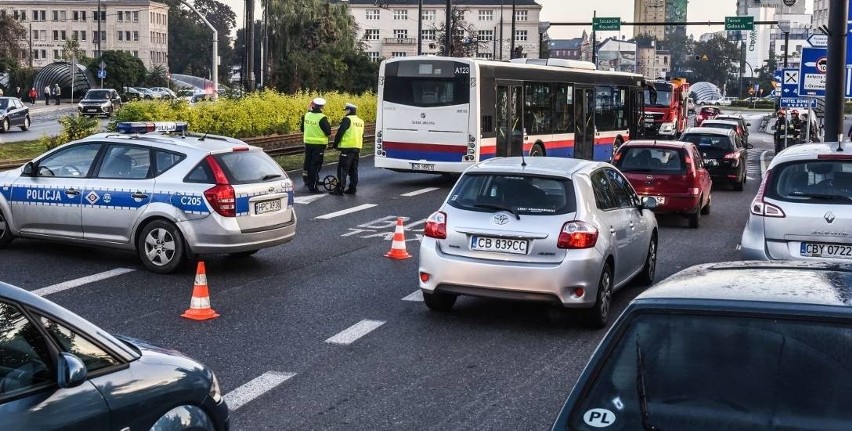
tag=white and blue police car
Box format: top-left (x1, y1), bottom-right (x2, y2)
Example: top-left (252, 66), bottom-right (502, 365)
top-left (0, 121), bottom-right (296, 273)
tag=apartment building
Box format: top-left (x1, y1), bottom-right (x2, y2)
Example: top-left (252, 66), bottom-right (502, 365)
top-left (1, 0), bottom-right (169, 70)
top-left (812, 0), bottom-right (828, 32)
top-left (335, 0), bottom-right (543, 61)
top-left (633, 0), bottom-right (666, 41)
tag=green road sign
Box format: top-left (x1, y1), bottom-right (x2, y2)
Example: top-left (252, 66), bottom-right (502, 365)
top-left (593, 17), bottom-right (621, 31)
top-left (725, 16), bottom-right (754, 31)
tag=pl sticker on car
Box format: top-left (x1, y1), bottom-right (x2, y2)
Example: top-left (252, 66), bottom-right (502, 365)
top-left (583, 408), bottom-right (616, 428)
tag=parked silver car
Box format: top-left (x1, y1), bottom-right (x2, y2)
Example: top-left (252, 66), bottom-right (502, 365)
top-left (418, 157), bottom-right (659, 327)
top-left (0, 122), bottom-right (297, 273)
top-left (742, 142), bottom-right (852, 261)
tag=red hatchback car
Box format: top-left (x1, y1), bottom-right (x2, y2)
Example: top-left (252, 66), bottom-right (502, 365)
top-left (695, 106), bottom-right (721, 126)
top-left (613, 140), bottom-right (713, 228)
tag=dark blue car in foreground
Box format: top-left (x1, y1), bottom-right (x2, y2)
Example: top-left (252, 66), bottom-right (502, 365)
top-left (0, 281), bottom-right (229, 430)
top-left (552, 261), bottom-right (852, 431)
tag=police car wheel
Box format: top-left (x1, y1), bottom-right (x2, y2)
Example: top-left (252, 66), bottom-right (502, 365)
top-left (0, 209), bottom-right (13, 248)
top-left (137, 220), bottom-right (186, 273)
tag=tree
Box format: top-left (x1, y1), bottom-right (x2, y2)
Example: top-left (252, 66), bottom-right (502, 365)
top-left (432, 6), bottom-right (484, 57)
top-left (685, 35), bottom-right (740, 89)
top-left (145, 64), bottom-right (169, 87)
top-left (0, 15), bottom-right (25, 73)
top-left (163, 0), bottom-right (235, 82)
top-left (89, 51), bottom-right (146, 90)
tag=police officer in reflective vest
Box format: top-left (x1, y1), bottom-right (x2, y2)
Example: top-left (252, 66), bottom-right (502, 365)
top-left (300, 97), bottom-right (332, 193)
top-left (329, 103), bottom-right (365, 196)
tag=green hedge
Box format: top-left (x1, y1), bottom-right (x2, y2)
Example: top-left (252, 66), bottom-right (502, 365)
top-left (111, 90), bottom-right (377, 138)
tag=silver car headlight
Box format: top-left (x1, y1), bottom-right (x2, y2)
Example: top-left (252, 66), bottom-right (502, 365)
top-left (209, 372), bottom-right (222, 403)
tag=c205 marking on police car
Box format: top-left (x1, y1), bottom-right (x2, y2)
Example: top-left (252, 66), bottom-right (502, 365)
top-left (583, 408), bottom-right (616, 428)
top-left (179, 196), bottom-right (204, 206)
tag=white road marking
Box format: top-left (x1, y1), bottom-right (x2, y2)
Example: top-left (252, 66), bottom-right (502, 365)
top-left (315, 204), bottom-right (377, 219)
top-left (293, 194), bottom-right (327, 204)
top-left (325, 319), bottom-right (386, 345)
top-left (402, 290), bottom-right (424, 302)
top-left (224, 371), bottom-right (296, 411)
top-left (33, 268), bottom-right (135, 296)
top-left (401, 187), bottom-right (440, 197)
top-left (736, 244), bottom-right (742, 251)
top-left (760, 150), bottom-right (770, 175)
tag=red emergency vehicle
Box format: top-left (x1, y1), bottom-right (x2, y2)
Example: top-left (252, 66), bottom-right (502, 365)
top-left (642, 78), bottom-right (689, 139)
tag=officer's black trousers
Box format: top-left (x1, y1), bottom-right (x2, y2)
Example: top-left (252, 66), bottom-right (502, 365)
top-left (335, 149), bottom-right (360, 193)
top-left (303, 144), bottom-right (326, 190)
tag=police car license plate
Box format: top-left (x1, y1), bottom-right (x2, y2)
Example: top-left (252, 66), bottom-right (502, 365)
top-left (254, 199), bottom-right (281, 215)
top-left (470, 236), bottom-right (528, 255)
top-left (800, 242), bottom-right (852, 259)
top-left (411, 163), bottom-right (435, 171)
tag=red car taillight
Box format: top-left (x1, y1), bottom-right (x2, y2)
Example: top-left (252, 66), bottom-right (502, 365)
top-left (723, 152), bottom-right (739, 160)
top-left (557, 221), bottom-right (599, 249)
top-left (203, 155), bottom-right (236, 217)
top-left (750, 169), bottom-right (785, 218)
top-left (424, 211), bottom-right (447, 239)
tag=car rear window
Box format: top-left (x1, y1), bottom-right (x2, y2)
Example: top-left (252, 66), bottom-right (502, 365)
top-left (448, 173), bottom-right (576, 215)
top-left (214, 150), bottom-right (286, 185)
top-left (568, 312), bottom-right (852, 430)
top-left (680, 134), bottom-right (733, 151)
top-left (615, 147), bottom-right (685, 174)
top-left (767, 160), bottom-right (852, 203)
top-left (702, 122), bottom-right (737, 132)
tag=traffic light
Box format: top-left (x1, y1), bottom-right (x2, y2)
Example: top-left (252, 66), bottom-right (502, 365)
top-left (694, 54), bottom-right (708, 61)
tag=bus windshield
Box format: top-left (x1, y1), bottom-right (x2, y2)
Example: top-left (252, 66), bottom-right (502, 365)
top-left (383, 60), bottom-right (470, 107)
top-left (644, 89), bottom-right (672, 108)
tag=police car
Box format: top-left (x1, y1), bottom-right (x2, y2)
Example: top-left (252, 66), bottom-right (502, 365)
top-left (0, 122), bottom-right (296, 273)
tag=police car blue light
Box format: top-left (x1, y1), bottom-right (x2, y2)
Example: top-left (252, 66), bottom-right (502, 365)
top-left (116, 121), bottom-right (189, 134)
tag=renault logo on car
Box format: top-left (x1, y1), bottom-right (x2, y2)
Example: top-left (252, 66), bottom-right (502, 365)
top-left (493, 213), bottom-right (509, 225)
top-left (825, 212), bottom-right (836, 224)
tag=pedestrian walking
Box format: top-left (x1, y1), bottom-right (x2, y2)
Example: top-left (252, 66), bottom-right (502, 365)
top-left (15, 87), bottom-right (21, 99)
top-left (329, 103), bottom-right (365, 196)
top-left (300, 97), bottom-right (332, 194)
top-left (52, 84), bottom-right (61, 105)
top-left (43, 85), bottom-right (51, 105)
top-left (28, 87), bottom-right (37, 105)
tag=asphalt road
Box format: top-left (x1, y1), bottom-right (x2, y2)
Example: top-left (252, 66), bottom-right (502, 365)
top-left (0, 103), bottom-right (109, 144)
top-left (1, 110), bottom-right (773, 430)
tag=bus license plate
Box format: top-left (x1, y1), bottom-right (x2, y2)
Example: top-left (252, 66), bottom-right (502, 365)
top-left (411, 163), bottom-right (435, 171)
top-left (254, 199), bottom-right (281, 215)
top-left (800, 242), bottom-right (852, 259)
top-left (470, 236), bottom-right (528, 255)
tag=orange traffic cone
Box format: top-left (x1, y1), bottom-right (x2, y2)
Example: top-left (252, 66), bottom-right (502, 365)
top-left (181, 261), bottom-right (220, 321)
top-left (385, 217), bottom-right (412, 260)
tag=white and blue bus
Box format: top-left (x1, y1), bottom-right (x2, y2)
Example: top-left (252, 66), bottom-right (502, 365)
top-left (374, 56), bottom-right (646, 174)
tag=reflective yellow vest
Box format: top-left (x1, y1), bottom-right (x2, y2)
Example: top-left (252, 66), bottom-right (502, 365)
top-left (338, 115), bottom-right (364, 149)
top-left (303, 112), bottom-right (328, 145)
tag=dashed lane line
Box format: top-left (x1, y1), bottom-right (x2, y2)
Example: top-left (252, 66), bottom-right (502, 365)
top-left (325, 319), bottom-right (386, 345)
top-left (224, 371), bottom-right (296, 411)
top-left (293, 194), bottom-right (327, 205)
top-left (401, 187), bottom-right (440, 197)
top-left (32, 268), bottom-right (136, 297)
top-left (315, 204), bottom-right (378, 220)
top-left (402, 290), bottom-right (424, 302)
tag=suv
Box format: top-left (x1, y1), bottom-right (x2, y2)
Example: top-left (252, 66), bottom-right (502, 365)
top-left (77, 89), bottom-right (122, 117)
top-left (551, 261), bottom-right (852, 431)
top-left (613, 140), bottom-right (712, 228)
top-left (699, 118), bottom-right (748, 147)
top-left (0, 121), bottom-right (297, 273)
top-left (741, 142), bottom-right (851, 261)
top-left (679, 127), bottom-right (749, 191)
top-left (714, 114), bottom-right (750, 144)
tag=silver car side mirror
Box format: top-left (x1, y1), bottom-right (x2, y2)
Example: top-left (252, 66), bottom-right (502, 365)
top-left (640, 196), bottom-right (658, 210)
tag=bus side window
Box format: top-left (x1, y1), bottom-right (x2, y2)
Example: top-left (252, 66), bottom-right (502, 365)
top-left (554, 84), bottom-right (574, 134)
top-left (615, 87), bottom-right (628, 130)
top-left (481, 115), bottom-right (494, 135)
top-left (595, 85), bottom-right (616, 132)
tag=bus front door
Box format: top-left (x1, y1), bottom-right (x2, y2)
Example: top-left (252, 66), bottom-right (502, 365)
top-left (496, 84), bottom-right (525, 157)
top-left (574, 86), bottom-right (595, 160)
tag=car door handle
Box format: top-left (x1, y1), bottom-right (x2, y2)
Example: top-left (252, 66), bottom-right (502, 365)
top-left (610, 227), bottom-right (616, 234)
top-left (131, 191), bottom-right (148, 199)
top-left (629, 221), bottom-right (635, 229)
top-left (65, 188), bottom-right (79, 196)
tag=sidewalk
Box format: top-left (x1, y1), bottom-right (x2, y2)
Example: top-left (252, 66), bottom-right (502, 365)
top-left (25, 99), bottom-right (78, 114)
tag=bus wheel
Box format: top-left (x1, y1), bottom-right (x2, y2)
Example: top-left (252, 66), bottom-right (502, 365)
top-left (530, 144), bottom-right (545, 157)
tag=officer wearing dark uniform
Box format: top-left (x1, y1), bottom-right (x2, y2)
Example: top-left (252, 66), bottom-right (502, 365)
top-left (790, 110), bottom-right (803, 144)
top-left (300, 97), bottom-right (332, 193)
top-left (329, 103), bottom-right (365, 196)
top-left (774, 110), bottom-right (788, 154)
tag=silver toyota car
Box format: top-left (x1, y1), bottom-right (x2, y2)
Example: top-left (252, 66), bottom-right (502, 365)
top-left (0, 122), bottom-right (297, 273)
top-left (418, 157), bottom-right (659, 328)
top-left (742, 142), bottom-right (851, 261)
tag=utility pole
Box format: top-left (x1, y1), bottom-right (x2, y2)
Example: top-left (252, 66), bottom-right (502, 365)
top-left (510, 0), bottom-right (516, 57)
top-left (97, 0), bottom-right (101, 71)
top-left (246, 0), bottom-right (255, 91)
top-left (499, 0), bottom-right (504, 60)
top-left (444, 0), bottom-right (451, 56)
top-left (28, 22), bottom-right (33, 69)
top-left (591, 10), bottom-right (596, 66)
top-left (417, 0), bottom-right (423, 55)
top-left (825, 0), bottom-right (848, 142)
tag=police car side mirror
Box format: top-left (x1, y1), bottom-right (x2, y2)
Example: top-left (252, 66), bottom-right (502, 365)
top-left (22, 162), bottom-right (34, 177)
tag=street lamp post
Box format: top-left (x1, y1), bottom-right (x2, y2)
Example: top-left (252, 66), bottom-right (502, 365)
top-left (180, 0), bottom-right (218, 98)
top-left (777, 20), bottom-right (791, 68)
top-left (538, 21), bottom-right (550, 59)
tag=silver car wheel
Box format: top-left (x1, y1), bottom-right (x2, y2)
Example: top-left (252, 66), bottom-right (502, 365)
top-left (144, 227), bottom-right (176, 266)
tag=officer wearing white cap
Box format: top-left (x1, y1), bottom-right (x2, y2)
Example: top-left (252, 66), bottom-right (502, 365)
top-left (329, 102), bottom-right (365, 195)
top-left (300, 97), bottom-right (332, 193)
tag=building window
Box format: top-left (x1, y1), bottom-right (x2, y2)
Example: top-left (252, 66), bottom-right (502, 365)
top-left (117, 11), bottom-right (124, 22)
top-left (53, 30), bottom-right (59, 41)
top-left (133, 11), bottom-right (139, 22)
top-left (118, 31), bottom-right (124, 41)
top-left (133, 51), bottom-right (138, 57)
top-left (479, 10), bottom-right (493, 21)
top-left (133, 31), bottom-right (139, 41)
top-left (364, 29), bottom-right (380, 41)
top-left (54, 49), bottom-right (61, 59)
top-left (81, 11), bottom-right (86, 21)
top-left (72, 30), bottom-right (78, 40)
top-left (515, 10), bottom-right (528, 21)
top-left (394, 29), bottom-right (408, 39)
top-left (366, 9), bottom-right (380, 20)
top-left (515, 30), bottom-right (528, 41)
top-left (32, 30), bottom-right (38, 40)
top-left (478, 52), bottom-right (493, 60)
top-left (81, 31), bottom-right (86, 41)
top-left (52, 10), bottom-right (59, 21)
top-left (477, 30), bottom-right (494, 42)
top-left (393, 10), bottom-right (407, 20)
top-left (40, 30), bottom-right (46, 41)
top-left (391, 52), bottom-right (407, 58)
top-left (422, 10), bottom-right (435, 21)
top-left (73, 10), bottom-right (79, 21)
top-left (368, 51), bottom-right (380, 62)
top-left (422, 29), bottom-right (436, 41)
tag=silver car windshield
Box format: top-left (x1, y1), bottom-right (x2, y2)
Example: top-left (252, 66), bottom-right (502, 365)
top-left (448, 173), bottom-right (576, 215)
top-left (768, 160), bottom-right (852, 202)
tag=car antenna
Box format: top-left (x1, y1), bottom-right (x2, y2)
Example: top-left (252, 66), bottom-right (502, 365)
top-left (521, 147), bottom-right (527, 167)
top-left (838, 140), bottom-right (845, 152)
top-left (199, 132), bottom-right (208, 141)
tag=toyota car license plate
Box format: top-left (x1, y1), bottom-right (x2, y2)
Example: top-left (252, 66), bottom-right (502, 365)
top-left (254, 199), bottom-right (281, 215)
top-left (800, 242), bottom-right (852, 259)
top-left (470, 236), bottom-right (528, 255)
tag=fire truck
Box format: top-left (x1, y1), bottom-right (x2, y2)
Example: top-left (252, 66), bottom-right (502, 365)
top-left (642, 78), bottom-right (689, 139)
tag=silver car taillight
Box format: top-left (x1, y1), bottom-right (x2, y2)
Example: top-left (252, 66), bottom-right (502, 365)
top-left (750, 169), bottom-right (786, 218)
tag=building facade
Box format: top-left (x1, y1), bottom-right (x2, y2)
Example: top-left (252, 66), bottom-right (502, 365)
top-left (636, 44), bottom-right (670, 79)
top-left (736, 0), bottom-right (806, 16)
top-left (336, 0), bottom-right (543, 61)
top-left (812, 0), bottom-right (828, 32)
top-left (1, 0), bottom-right (169, 70)
top-left (633, 0), bottom-right (666, 41)
top-left (547, 37), bottom-right (586, 60)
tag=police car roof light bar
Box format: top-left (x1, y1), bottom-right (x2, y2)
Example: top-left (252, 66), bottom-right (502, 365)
top-left (116, 121), bottom-right (189, 135)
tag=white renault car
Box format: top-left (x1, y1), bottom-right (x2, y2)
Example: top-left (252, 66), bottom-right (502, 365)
top-left (418, 157), bottom-right (659, 328)
top-left (0, 122), bottom-right (297, 273)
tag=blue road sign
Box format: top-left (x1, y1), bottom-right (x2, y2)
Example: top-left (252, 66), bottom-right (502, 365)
top-left (780, 97), bottom-right (819, 109)
top-left (97, 69), bottom-right (106, 79)
top-left (799, 47), bottom-right (827, 96)
top-left (781, 68), bottom-right (800, 97)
